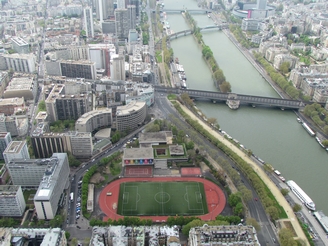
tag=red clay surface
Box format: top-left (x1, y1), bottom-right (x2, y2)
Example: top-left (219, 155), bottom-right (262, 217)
top-left (124, 166), bottom-right (153, 177)
top-left (99, 177), bottom-right (226, 222)
top-left (181, 167), bottom-right (202, 176)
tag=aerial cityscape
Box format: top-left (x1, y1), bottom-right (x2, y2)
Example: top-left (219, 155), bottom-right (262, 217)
top-left (0, 0), bottom-right (327, 245)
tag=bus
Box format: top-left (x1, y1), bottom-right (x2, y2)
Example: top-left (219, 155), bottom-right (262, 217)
top-left (70, 192), bottom-right (74, 202)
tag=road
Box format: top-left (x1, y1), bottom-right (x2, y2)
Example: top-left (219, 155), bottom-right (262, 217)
top-left (154, 93), bottom-right (279, 245)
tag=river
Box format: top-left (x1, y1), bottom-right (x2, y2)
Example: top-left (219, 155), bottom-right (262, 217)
top-left (163, 1), bottom-right (328, 214)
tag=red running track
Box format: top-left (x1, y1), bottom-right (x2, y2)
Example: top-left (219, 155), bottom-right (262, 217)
top-left (99, 177), bottom-right (226, 222)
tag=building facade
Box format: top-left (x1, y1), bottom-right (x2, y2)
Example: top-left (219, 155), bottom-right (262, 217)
top-left (34, 153), bottom-right (69, 220)
top-left (0, 185), bottom-right (26, 217)
top-left (75, 108), bottom-right (112, 133)
top-left (116, 101), bottom-right (147, 132)
top-left (0, 53), bottom-right (36, 73)
top-left (84, 7), bottom-right (94, 38)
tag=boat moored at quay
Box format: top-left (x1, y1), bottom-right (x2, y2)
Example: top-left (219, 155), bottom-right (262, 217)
top-left (287, 180), bottom-right (316, 211)
top-left (302, 122), bottom-right (315, 137)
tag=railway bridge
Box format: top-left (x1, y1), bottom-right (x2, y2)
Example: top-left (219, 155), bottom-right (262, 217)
top-left (154, 86), bottom-right (307, 110)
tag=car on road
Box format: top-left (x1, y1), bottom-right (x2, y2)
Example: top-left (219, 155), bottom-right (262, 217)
top-left (254, 197), bottom-right (258, 201)
top-left (76, 215), bottom-right (80, 219)
top-left (77, 226), bottom-right (81, 229)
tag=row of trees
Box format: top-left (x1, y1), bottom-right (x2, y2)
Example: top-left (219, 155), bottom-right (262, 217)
top-left (140, 11), bottom-right (149, 45)
top-left (304, 103), bottom-right (328, 137)
top-left (90, 217), bottom-right (152, 227)
top-left (81, 165), bottom-right (97, 218)
top-left (229, 25), bottom-right (259, 49)
top-left (253, 52), bottom-right (305, 100)
top-left (184, 12), bottom-right (231, 93)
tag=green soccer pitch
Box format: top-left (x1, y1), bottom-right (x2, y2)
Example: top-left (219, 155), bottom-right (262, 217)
top-left (117, 182), bottom-right (208, 216)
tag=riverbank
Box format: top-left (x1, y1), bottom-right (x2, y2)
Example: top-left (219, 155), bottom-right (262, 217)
top-left (174, 100), bottom-right (309, 245)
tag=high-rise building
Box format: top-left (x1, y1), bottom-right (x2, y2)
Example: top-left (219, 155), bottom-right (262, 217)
top-left (0, 132), bottom-right (12, 160)
top-left (60, 60), bottom-right (97, 80)
top-left (45, 84), bottom-right (91, 122)
top-left (0, 185), bottom-right (26, 217)
top-left (115, 9), bottom-right (129, 39)
top-left (3, 141), bottom-right (30, 164)
top-left (111, 54), bottom-right (125, 80)
top-left (117, 0), bottom-right (125, 9)
top-left (34, 153), bottom-right (69, 220)
top-left (127, 5), bottom-right (136, 30)
top-left (129, 0), bottom-right (139, 16)
top-left (84, 7), bottom-right (94, 38)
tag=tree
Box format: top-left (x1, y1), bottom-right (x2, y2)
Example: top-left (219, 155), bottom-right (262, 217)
top-left (65, 231), bottom-right (71, 240)
top-left (280, 188), bottom-right (289, 196)
top-left (68, 151), bottom-right (81, 167)
top-left (49, 215), bottom-right (64, 228)
top-left (185, 141), bottom-right (195, 150)
top-left (145, 123), bottom-right (160, 132)
top-left (228, 193), bottom-right (242, 207)
top-left (207, 117), bottom-right (217, 125)
top-left (292, 203), bottom-right (302, 212)
top-left (38, 100), bottom-right (46, 112)
top-left (266, 206), bottom-right (279, 221)
top-left (246, 217), bottom-right (260, 231)
top-left (279, 61), bottom-right (290, 74)
top-left (279, 228), bottom-right (297, 246)
top-left (70, 238), bottom-right (78, 246)
top-left (220, 81), bottom-right (231, 92)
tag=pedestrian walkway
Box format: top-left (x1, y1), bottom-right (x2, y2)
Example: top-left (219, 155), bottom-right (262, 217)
top-left (176, 101), bottom-right (309, 245)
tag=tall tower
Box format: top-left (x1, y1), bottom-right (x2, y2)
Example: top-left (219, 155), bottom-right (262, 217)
top-left (115, 9), bottom-right (129, 39)
top-left (127, 5), bottom-right (136, 30)
top-left (84, 7), bottom-right (94, 38)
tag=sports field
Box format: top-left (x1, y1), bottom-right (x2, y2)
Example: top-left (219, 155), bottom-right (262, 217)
top-left (117, 182), bottom-right (208, 216)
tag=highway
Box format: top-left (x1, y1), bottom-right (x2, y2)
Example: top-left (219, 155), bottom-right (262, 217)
top-left (154, 93), bottom-right (279, 245)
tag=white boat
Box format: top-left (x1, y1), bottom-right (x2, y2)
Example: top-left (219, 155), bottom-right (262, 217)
top-left (287, 180), bottom-right (316, 211)
top-left (297, 118), bottom-right (302, 123)
top-left (302, 122), bottom-right (315, 137)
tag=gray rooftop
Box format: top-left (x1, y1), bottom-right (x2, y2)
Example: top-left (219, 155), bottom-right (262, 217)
top-left (123, 148), bottom-right (154, 160)
top-left (139, 131), bottom-right (167, 143)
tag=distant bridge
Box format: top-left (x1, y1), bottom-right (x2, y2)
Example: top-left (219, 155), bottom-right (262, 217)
top-left (156, 25), bottom-right (227, 48)
top-left (154, 86), bottom-right (306, 110)
top-left (162, 9), bottom-right (212, 14)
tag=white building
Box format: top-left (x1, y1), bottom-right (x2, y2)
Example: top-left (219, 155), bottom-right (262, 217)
top-left (0, 185), bottom-right (26, 217)
top-left (34, 153), bottom-right (69, 220)
top-left (3, 141), bottom-right (30, 164)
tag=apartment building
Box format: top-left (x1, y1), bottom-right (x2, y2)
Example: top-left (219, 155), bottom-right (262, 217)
top-left (0, 97), bottom-right (25, 115)
top-left (3, 76), bottom-right (37, 100)
top-left (11, 37), bottom-right (29, 54)
top-left (0, 53), bottom-right (36, 73)
top-left (0, 132), bottom-right (12, 159)
top-left (75, 108), bottom-right (112, 133)
top-left (116, 101), bottom-right (146, 132)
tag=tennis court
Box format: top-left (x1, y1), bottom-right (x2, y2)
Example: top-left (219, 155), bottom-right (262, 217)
top-left (117, 181), bottom-right (208, 216)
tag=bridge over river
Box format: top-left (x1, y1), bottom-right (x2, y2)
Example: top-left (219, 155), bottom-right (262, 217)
top-left (154, 86), bottom-right (306, 110)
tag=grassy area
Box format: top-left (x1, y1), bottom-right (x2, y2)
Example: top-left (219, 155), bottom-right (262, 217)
top-left (167, 94), bottom-right (177, 100)
top-left (117, 182), bottom-right (208, 216)
top-left (23, 190), bottom-right (36, 204)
